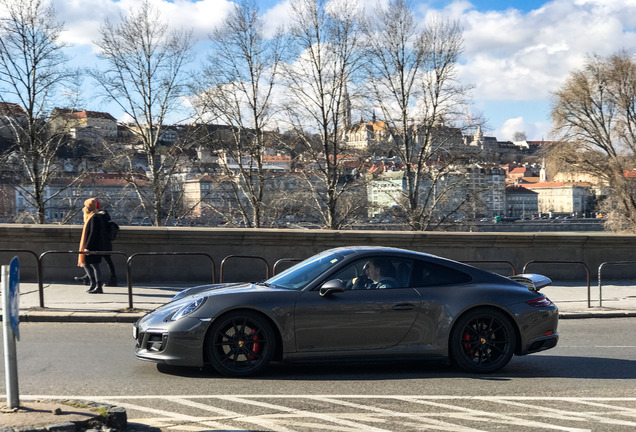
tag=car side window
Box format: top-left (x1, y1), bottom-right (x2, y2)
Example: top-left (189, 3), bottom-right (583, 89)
top-left (411, 260), bottom-right (472, 287)
top-left (330, 257), bottom-right (413, 289)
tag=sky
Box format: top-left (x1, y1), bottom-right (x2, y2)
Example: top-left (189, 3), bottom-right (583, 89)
top-left (19, 0), bottom-right (636, 141)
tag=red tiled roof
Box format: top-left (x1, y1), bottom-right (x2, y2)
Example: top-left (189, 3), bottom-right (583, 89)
top-left (527, 181), bottom-right (592, 188)
top-left (509, 167), bottom-right (527, 174)
top-left (0, 102), bottom-right (26, 117)
top-left (55, 108), bottom-right (116, 121)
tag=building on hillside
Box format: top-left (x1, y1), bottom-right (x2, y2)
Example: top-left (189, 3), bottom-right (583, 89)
top-left (183, 175), bottom-right (239, 220)
top-left (466, 164), bottom-right (506, 217)
top-left (366, 170), bottom-right (405, 218)
top-left (506, 164), bottom-right (540, 184)
top-left (345, 117), bottom-right (390, 152)
top-left (524, 181), bottom-right (594, 217)
top-left (345, 116), bottom-right (466, 159)
top-left (13, 173), bottom-right (149, 223)
top-left (50, 108), bottom-right (118, 140)
top-left (0, 102), bottom-right (27, 139)
top-left (262, 154), bottom-right (292, 172)
top-left (214, 150), bottom-right (291, 174)
top-left (463, 126), bottom-right (498, 150)
top-left (506, 186), bottom-right (539, 218)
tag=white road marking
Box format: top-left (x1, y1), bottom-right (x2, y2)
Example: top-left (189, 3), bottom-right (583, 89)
top-left (15, 395), bottom-right (636, 431)
top-left (222, 395), bottom-right (394, 432)
top-left (488, 398), bottom-right (636, 428)
top-left (315, 396), bottom-right (488, 432)
top-left (566, 397), bottom-right (636, 415)
top-left (399, 397), bottom-right (590, 432)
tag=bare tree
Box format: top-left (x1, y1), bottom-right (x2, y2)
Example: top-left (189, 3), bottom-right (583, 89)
top-left (89, 0), bottom-right (194, 226)
top-left (195, 0), bottom-right (283, 228)
top-left (364, 0), bottom-right (474, 230)
top-left (282, 0), bottom-right (365, 229)
top-left (512, 131), bottom-right (527, 141)
top-left (0, 0), bottom-right (78, 223)
top-left (551, 52), bottom-right (636, 231)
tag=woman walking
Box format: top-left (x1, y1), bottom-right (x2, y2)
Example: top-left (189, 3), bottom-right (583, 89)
top-left (78, 198), bottom-right (108, 294)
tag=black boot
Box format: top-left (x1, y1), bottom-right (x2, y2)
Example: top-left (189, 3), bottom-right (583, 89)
top-left (85, 269), bottom-right (96, 293)
top-left (75, 275), bottom-right (90, 286)
top-left (89, 283), bottom-right (103, 294)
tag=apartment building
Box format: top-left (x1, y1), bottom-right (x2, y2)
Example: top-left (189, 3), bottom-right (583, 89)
top-left (467, 164), bottom-right (507, 217)
top-left (50, 108), bottom-right (118, 140)
top-left (524, 181), bottom-right (593, 216)
top-left (0, 102), bottom-right (27, 139)
top-left (505, 186), bottom-right (539, 218)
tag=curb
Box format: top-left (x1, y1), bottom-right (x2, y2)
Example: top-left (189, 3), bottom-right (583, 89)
top-left (19, 311), bottom-right (145, 323)
top-left (559, 311), bottom-right (636, 319)
top-left (0, 400), bottom-right (127, 432)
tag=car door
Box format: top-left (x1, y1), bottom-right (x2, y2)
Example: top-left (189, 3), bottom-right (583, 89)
top-left (293, 257), bottom-right (421, 352)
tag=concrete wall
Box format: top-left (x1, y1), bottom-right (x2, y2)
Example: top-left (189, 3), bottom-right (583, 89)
top-left (1, 223), bottom-right (635, 283)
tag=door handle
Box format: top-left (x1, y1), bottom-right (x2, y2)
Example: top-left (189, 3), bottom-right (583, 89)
top-left (392, 303), bottom-right (416, 311)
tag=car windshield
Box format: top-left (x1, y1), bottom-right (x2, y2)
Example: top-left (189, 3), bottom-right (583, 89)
top-left (265, 250), bottom-right (347, 290)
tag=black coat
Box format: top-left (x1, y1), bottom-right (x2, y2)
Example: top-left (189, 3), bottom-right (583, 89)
top-left (84, 213), bottom-right (109, 265)
top-left (98, 210), bottom-right (114, 251)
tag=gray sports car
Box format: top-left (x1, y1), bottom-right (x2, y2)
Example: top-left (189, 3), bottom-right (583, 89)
top-left (133, 246), bottom-right (558, 376)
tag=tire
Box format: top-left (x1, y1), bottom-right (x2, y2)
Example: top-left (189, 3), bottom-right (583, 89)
top-left (449, 308), bottom-right (516, 373)
top-left (205, 311), bottom-right (276, 377)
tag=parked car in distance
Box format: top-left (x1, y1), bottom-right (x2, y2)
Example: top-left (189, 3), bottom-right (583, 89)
top-left (133, 246), bottom-right (559, 376)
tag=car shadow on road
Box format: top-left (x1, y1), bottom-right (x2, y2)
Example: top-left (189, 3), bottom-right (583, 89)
top-left (156, 355), bottom-right (636, 380)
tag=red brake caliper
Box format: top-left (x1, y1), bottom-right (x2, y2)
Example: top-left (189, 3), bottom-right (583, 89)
top-left (463, 333), bottom-right (474, 354)
top-left (248, 328), bottom-right (261, 360)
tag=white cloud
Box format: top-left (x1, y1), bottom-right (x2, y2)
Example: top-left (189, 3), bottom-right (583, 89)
top-left (24, 0), bottom-right (636, 139)
top-left (262, 0), bottom-right (293, 38)
top-left (452, 0), bottom-right (636, 103)
top-left (54, 0), bottom-right (233, 48)
top-left (495, 117), bottom-right (551, 142)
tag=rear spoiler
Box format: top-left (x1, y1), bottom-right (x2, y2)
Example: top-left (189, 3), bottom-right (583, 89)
top-left (508, 274), bottom-right (552, 292)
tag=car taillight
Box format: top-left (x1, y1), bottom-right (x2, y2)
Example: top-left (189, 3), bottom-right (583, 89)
top-left (526, 295), bottom-right (552, 307)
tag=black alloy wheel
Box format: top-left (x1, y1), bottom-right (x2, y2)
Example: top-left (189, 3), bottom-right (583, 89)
top-left (450, 309), bottom-right (516, 373)
top-left (206, 311), bottom-right (275, 377)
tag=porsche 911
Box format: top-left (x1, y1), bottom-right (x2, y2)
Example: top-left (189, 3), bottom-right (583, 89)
top-left (133, 246), bottom-right (559, 376)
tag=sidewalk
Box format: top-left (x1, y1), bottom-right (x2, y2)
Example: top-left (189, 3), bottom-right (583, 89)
top-left (16, 281), bottom-right (188, 323)
top-left (11, 280), bottom-right (636, 323)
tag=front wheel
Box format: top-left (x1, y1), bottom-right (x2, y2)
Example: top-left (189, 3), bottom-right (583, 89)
top-left (205, 311), bottom-right (276, 377)
top-left (450, 309), bottom-right (516, 373)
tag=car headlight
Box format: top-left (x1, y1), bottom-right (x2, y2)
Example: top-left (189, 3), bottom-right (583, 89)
top-left (170, 297), bottom-right (206, 321)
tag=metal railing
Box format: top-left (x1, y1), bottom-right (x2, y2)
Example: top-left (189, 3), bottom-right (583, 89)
top-left (597, 261), bottom-right (636, 307)
top-left (3, 248), bottom-right (631, 310)
top-left (522, 260), bottom-right (592, 308)
top-left (126, 252), bottom-right (216, 309)
top-left (38, 250), bottom-right (129, 308)
top-left (0, 248), bottom-right (262, 309)
top-left (220, 255), bottom-right (269, 283)
top-left (273, 258), bottom-right (303, 275)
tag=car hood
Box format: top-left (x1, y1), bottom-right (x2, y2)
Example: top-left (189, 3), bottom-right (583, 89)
top-left (140, 282), bottom-right (287, 325)
top-left (170, 282), bottom-right (252, 301)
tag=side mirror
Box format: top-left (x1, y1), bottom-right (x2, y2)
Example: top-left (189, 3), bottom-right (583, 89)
top-left (319, 279), bottom-right (346, 297)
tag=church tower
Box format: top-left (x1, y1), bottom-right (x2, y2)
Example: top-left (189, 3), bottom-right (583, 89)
top-left (340, 83), bottom-right (351, 130)
top-left (540, 158), bottom-right (547, 182)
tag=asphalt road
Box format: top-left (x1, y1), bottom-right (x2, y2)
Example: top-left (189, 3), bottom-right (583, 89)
top-left (2, 318), bottom-right (636, 431)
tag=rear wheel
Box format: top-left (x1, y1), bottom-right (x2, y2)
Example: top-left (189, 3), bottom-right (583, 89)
top-left (205, 311), bottom-right (275, 377)
top-left (450, 309), bottom-right (516, 373)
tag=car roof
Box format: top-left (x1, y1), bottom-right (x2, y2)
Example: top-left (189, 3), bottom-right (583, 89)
top-left (321, 246), bottom-right (513, 284)
top-left (324, 246), bottom-right (442, 260)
